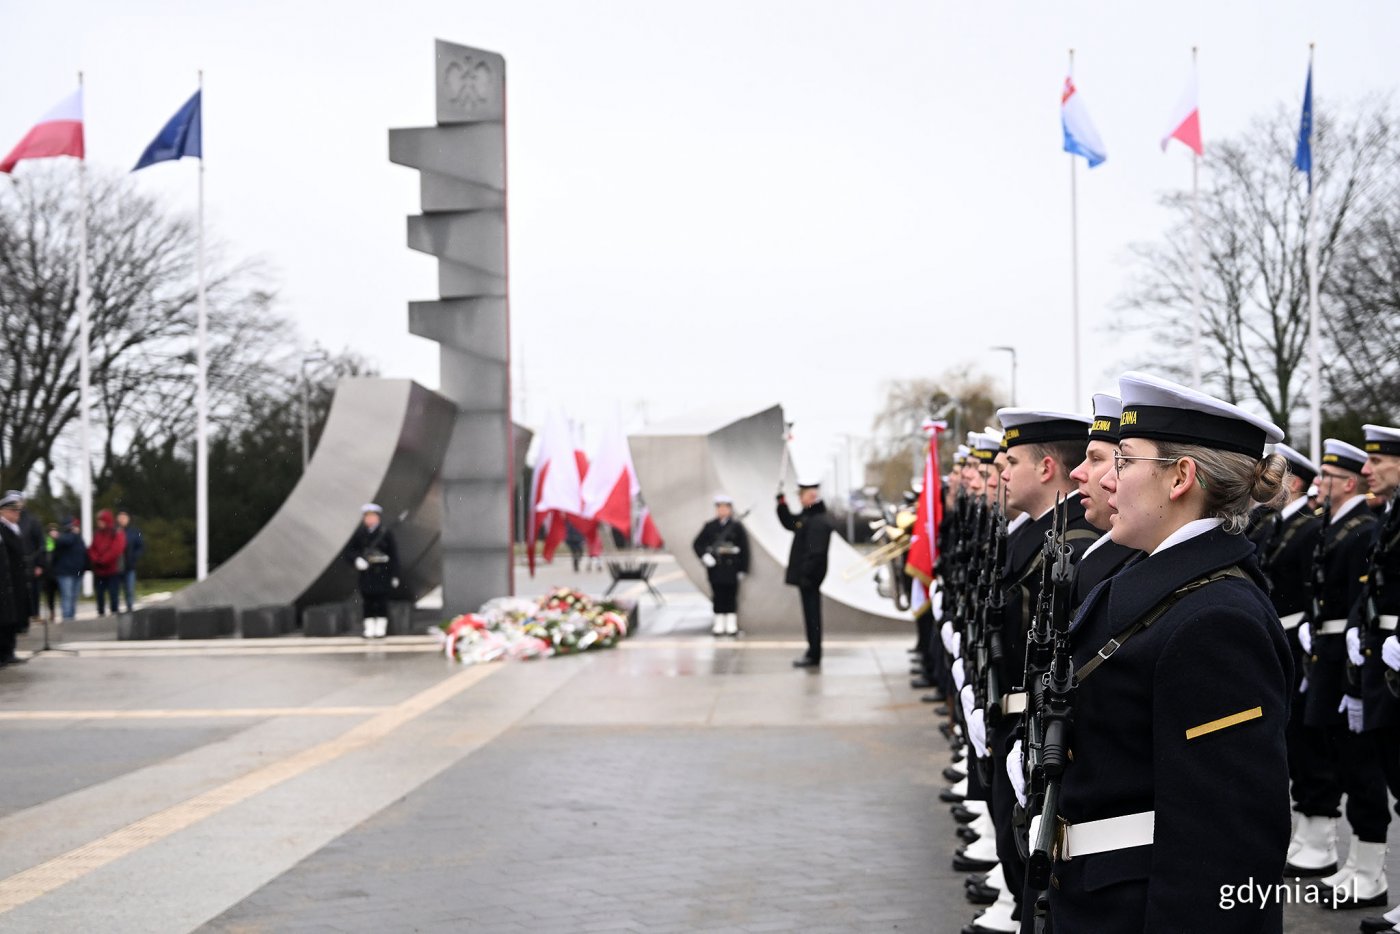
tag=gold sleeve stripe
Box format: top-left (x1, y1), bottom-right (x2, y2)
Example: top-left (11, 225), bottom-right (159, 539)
top-left (1185, 706), bottom-right (1263, 740)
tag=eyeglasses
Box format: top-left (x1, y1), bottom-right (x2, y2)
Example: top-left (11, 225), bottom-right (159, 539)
top-left (1112, 451), bottom-right (1182, 476)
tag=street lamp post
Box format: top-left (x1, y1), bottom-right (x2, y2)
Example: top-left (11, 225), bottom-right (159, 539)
top-left (300, 351), bottom-right (329, 469)
top-left (990, 345), bottom-right (1017, 407)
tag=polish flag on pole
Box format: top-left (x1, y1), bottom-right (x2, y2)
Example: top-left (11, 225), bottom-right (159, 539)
top-left (1161, 71), bottom-right (1203, 155)
top-left (0, 89), bottom-right (84, 173)
top-left (527, 412), bottom-right (586, 573)
top-left (904, 419), bottom-right (945, 618)
top-left (580, 420), bottom-right (640, 534)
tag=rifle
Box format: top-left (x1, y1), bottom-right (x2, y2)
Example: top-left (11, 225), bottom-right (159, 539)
top-left (982, 485), bottom-right (1009, 727)
top-left (1027, 492), bottom-right (1076, 892)
top-left (1305, 494), bottom-right (1332, 682)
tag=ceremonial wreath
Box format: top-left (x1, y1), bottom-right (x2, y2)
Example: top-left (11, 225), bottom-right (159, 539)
top-left (436, 587), bottom-right (630, 664)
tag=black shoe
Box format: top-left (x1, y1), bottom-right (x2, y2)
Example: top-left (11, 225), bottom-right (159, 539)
top-left (2, 656), bottom-right (23, 665)
top-left (952, 848), bottom-right (999, 872)
top-left (950, 804), bottom-right (979, 824)
top-left (940, 786), bottom-right (967, 803)
top-left (1359, 914), bottom-right (1399, 933)
top-left (792, 657), bottom-right (820, 669)
top-left (965, 881), bottom-right (1000, 905)
top-left (964, 873), bottom-right (989, 887)
top-left (911, 676), bottom-right (935, 689)
top-left (944, 765), bottom-right (967, 782)
top-left (957, 825), bottom-right (980, 843)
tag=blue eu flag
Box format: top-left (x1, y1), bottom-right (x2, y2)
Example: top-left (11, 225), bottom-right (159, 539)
top-left (1293, 65), bottom-right (1312, 192)
top-left (133, 90), bottom-right (201, 171)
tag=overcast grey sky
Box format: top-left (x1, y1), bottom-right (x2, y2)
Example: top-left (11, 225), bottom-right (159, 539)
top-left (3, 1), bottom-right (1396, 483)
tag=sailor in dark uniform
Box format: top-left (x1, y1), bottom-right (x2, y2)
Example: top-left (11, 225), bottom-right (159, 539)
top-left (1363, 423), bottom-right (1400, 932)
top-left (344, 503), bottom-right (400, 639)
top-left (693, 493), bottom-right (750, 637)
top-left (778, 480), bottom-right (833, 668)
top-left (1297, 439), bottom-right (1383, 905)
top-left (1259, 444), bottom-right (1335, 878)
top-left (1046, 370), bottom-right (1292, 932)
top-left (959, 409), bottom-right (1098, 934)
top-left (0, 491), bottom-right (29, 666)
top-left (1067, 393), bottom-right (1140, 609)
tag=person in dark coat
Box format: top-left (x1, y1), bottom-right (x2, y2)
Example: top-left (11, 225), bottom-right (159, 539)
top-left (51, 518), bottom-right (87, 621)
top-left (778, 480), bottom-right (832, 668)
top-left (1261, 443), bottom-right (1334, 878)
top-left (344, 503), bottom-right (399, 639)
top-left (116, 510), bottom-right (144, 613)
top-left (7, 491), bottom-right (44, 625)
top-left (0, 491), bottom-right (31, 665)
top-left (1045, 371), bottom-right (1293, 932)
top-left (692, 494), bottom-right (750, 637)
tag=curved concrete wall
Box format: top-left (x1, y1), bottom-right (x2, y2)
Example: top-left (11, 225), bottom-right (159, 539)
top-left (631, 405), bottom-right (907, 636)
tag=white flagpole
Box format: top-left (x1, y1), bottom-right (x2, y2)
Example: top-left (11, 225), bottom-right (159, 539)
top-left (1190, 47), bottom-right (1203, 388)
top-left (77, 70), bottom-right (93, 596)
top-left (196, 69), bottom-right (209, 580)
top-left (1306, 44), bottom-right (1321, 463)
top-left (1068, 49), bottom-right (1082, 405)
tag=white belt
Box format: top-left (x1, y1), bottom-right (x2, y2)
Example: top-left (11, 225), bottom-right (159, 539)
top-left (1029, 810), bottom-right (1155, 860)
top-left (1315, 619), bottom-right (1350, 636)
top-left (1379, 615), bottom-right (1399, 632)
top-left (1001, 692), bottom-right (1027, 716)
top-left (1278, 611), bottom-right (1305, 631)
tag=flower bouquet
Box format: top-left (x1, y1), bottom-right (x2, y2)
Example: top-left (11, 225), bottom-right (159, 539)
top-left (436, 588), bottom-right (631, 665)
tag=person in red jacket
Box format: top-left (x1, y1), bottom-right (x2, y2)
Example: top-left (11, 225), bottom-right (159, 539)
top-left (87, 509), bottom-right (126, 617)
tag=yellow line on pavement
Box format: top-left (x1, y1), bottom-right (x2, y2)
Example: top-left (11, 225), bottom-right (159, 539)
top-left (0, 707), bottom-right (387, 721)
top-left (0, 663), bottom-right (500, 915)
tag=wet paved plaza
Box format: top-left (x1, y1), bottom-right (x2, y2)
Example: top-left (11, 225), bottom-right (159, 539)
top-left (0, 566), bottom-right (1390, 932)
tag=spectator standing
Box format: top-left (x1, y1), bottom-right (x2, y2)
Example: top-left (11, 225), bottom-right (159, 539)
top-left (87, 509), bottom-right (126, 617)
top-left (0, 491), bottom-right (30, 665)
top-left (116, 510), bottom-right (144, 612)
top-left (52, 518), bottom-right (87, 621)
top-left (6, 492), bottom-right (44, 626)
top-left (39, 523), bottom-right (59, 621)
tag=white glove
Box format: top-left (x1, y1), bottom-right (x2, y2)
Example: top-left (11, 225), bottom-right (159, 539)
top-left (941, 621), bottom-right (956, 654)
top-left (960, 685), bottom-right (987, 756)
top-left (701, 553), bottom-right (717, 568)
top-left (1007, 739), bottom-right (1027, 808)
top-left (737, 571), bottom-right (746, 581)
top-left (1383, 635), bottom-right (1400, 672)
top-left (354, 557), bottom-right (369, 572)
top-left (951, 632), bottom-right (962, 660)
top-left (1340, 695), bottom-right (1364, 733)
top-left (1347, 627), bottom-right (1366, 667)
top-left (1298, 676), bottom-right (1309, 695)
top-left (1299, 622), bottom-right (1313, 655)
top-left (391, 578), bottom-right (400, 589)
top-left (952, 659), bottom-right (966, 692)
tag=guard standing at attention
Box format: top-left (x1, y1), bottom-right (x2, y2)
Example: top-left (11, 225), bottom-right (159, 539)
top-left (1047, 371), bottom-right (1292, 931)
top-left (693, 493), bottom-right (750, 637)
top-left (344, 503), bottom-right (400, 640)
top-left (778, 480), bottom-right (833, 669)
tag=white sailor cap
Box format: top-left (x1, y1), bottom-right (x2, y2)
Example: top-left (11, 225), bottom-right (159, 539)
top-left (713, 493), bottom-right (734, 506)
top-left (981, 426), bottom-right (1005, 446)
top-left (797, 477), bottom-right (821, 490)
top-left (360, 502), bottom-right (383, 514)
top-left (1117, 371), bottom-right (1283, 456)
top-left (1271, 443), bottom-right (1319, 484)
top-left (1363, 424), bottom-right (1400, 457)
top-left (954, 444), bottom-right (971, 464)
top-left (0, 491), bottom-right (21, 510)
top-left (1322, 439), bottom-right (1368, 475)
top-left (968, 432), bottom-right (999, 462)
top-left (1307, 484), bottom-right (1320, 499)
top-left (996, 408), bottom-right (1093, 449)
top-left (1088, 394), bottom-right (1123, 443)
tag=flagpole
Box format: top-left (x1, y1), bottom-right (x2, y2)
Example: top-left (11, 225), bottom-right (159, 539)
top-left (196, 69), bottom-right (209, 581)
top-left (1190, 46), bottom-right (1203, 388)
top-left (1305, 44), bottom-right (1321, 463)
top-left (77, 70), bottom-right (93, 596)
top-left (1068, 48), bottom-right (1082, 405)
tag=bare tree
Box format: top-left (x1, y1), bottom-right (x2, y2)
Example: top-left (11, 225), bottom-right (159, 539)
top-left (1121, 100), bottom-right (1399, 435)
top-left (869, 365), bottom-right (1000, 497)
top-left (0, 163), bottom-right (286, 490)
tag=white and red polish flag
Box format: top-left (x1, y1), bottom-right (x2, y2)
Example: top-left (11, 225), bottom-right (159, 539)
top-left (527, 411), bottom-right (587, 574)
top-left (580, 420), bottom-right (640, 534)
top-left (1160, 72), bottom-right (1203, 155)
top-left (1, 88), bottom-right (84, 173)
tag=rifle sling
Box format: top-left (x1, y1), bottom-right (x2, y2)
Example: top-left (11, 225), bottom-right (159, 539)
top-left (1075, 565), bottom-right (1249, 685)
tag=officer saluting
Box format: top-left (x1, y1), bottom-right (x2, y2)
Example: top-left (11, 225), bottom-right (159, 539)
top-left (693, 494), bottom-right (750, 637)
top-left (778, 479), bottom-right (833, 669)
top-left (1048, 371), bottom-right (1292, 931)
